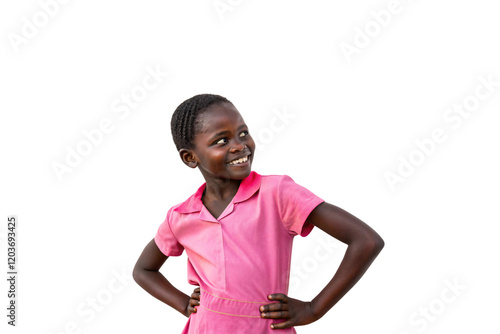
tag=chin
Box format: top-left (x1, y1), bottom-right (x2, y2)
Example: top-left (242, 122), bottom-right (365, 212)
top-left (227, 166), bottom-right (252, 179)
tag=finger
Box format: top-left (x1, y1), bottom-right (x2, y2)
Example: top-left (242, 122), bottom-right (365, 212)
top-left (270, 320), bottom-right (293, 330)
top-left (260, 302), bottom-right (288, 312)
top-left (261, 310), bottom-right (290, 319)
top-left (193, 287), bottom-right (200, 293)
top-left (267, 293), bottom-right (287, 302)
top-left (189, 299), bottom-right (200, 307)
top-left (191, 291), bottom-right (201, 299)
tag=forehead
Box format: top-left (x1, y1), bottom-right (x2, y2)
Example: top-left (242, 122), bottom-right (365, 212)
top-left (197, 102), bottom-right (245, 133)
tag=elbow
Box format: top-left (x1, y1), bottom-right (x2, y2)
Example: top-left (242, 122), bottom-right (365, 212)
top-left (132, 264), bottom-right (146, 285)
top-left (132, 266), bottom-right (141, 284)
top-left (375, 235), bottom-right (385, 253)
top-left (366, 233), bottom-right (384, 256)
top-left (133, 263), bottom-right (160, 285)
top-left (351, 231), bottom-right (384, 257)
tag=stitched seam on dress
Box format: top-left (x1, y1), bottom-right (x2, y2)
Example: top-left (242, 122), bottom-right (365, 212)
top-left (276, 175), bottom-right (297, 237)
top-left (297, 197), bottom-right (325, 235)
top-left (199, 305), bottom-right (262, 318)
top-left (201, 289), bottom-right (266, 304)
top-left (166, 208), bottom-right (184, 254)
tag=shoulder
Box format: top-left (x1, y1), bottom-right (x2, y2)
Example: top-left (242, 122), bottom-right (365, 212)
top-left (260, 173), bottom-right (297, 189)
top-left (160, 192), bottom-right (201, 230)
top-left (169, 182), bottom-right (205, 215)
top-left (257, 173), bottom-right (303, 199)
top-left (259, 173), bottom-right (321, 204)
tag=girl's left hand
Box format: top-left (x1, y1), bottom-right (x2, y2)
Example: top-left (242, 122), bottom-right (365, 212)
top-left (259, 293), bottom-right (317, 329)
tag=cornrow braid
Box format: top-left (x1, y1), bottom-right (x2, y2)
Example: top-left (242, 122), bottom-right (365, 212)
top-left (171, 94), bottom-right (232, 151)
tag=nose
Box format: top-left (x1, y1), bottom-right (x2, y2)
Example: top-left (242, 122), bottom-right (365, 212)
top-left (230, 142), bottom-right (246, 153)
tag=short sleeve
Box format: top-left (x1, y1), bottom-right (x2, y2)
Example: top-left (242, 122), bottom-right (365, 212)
top-left (154, 208), bottom-right (184, 256)
top-left (277, 175), bottom-right (325, 237)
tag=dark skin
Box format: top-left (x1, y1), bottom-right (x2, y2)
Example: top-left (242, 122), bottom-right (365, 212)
top-left (133, 102), bottom-right (384, 329)
top-left (180, 102), bottom-right (256, 218)
top-left (259, 202), bottom-right (384, 328)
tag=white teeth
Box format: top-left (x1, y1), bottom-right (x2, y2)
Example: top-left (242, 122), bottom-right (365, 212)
top-left (229, 156), bottom-right (248, 165)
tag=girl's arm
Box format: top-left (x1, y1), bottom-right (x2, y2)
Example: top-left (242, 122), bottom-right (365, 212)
top-left (260, 202), bottom-right (384, 329)
top-left (133, 238), bottom-right (199, 317)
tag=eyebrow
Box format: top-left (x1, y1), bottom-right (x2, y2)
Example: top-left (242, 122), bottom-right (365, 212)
top-left (208, 124), bottom-right (247, 141)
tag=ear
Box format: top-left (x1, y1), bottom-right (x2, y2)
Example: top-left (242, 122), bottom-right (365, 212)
top-left (179, 148), bottom-right (198, 168)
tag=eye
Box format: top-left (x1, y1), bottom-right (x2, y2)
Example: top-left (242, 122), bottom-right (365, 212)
top-left (239, 130), bottom-right (249, 137)
top-left (213, 138), bottom-right (228, 145)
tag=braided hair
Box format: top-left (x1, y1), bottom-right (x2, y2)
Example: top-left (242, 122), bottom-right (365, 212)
top-left (171, 94), bottom-right (232, 151)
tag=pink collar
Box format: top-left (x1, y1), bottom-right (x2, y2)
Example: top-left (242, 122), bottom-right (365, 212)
top-left (174, 171), bottom-right (261, 214)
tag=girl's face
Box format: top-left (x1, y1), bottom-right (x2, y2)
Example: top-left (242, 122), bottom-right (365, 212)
top-left (188, 102), bottom-right (255, 181)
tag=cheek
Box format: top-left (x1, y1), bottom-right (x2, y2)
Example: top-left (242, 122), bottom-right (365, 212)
top-left (247, 137), bottom-right (256, 151)
top-left (207, 150), bottom-right (227, 167)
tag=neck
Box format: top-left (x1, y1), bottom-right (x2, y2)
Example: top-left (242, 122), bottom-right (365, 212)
top-left (200, 173), bottom-right (242, 202)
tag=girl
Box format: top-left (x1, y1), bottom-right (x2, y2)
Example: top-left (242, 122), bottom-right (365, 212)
top-left (133, 94), bottom-right (384, 333)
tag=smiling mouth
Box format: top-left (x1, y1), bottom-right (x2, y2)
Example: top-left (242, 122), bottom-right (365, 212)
top-left (228, 155), bottom-right (249, 165)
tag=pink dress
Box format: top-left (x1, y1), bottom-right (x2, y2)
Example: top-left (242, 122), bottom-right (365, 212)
top-left (155, 171), bottom-right (324, 333)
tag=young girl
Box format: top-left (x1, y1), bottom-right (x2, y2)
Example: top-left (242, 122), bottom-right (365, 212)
top-left (133, 94), bottom-right (384, 333)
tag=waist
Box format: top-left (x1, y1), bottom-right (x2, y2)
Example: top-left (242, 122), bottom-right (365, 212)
top-left (199, 289), bottom-right (272, 318)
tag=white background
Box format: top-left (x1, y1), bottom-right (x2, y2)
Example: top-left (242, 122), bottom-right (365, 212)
top-left (1, 0), bottom-right (499, 333)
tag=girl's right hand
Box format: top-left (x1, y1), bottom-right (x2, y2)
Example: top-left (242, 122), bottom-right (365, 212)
top-left (185, 287), bottom-right (200, 317)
